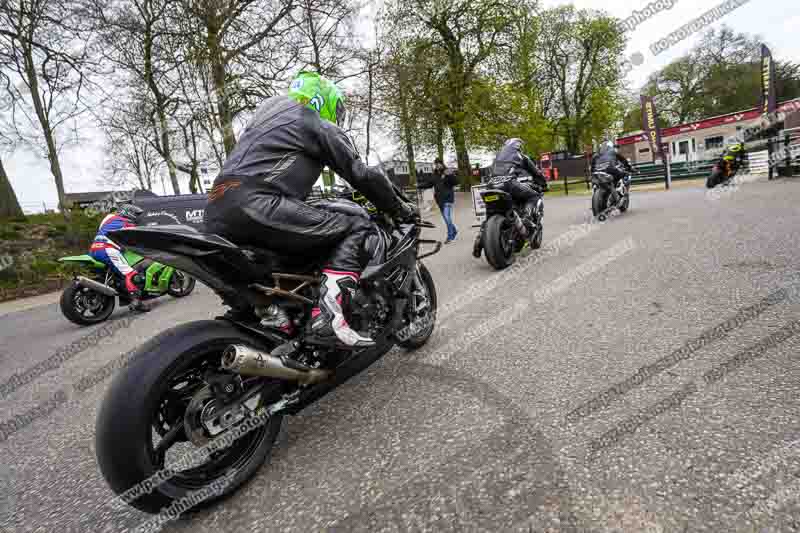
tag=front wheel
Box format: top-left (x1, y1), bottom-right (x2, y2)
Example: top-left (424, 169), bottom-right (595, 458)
top-left (707, 167), bottom-right (723, 189)
top-left (60, 280), bottom-right (116, 326)
top-left (95, 320), bottom-right (285, 514)
top-left (531, 223), bottom-right (543, 249)
top-left (618, 192), bottom-right (630, 213)
top-left (168, 271), bottom-right (196, 297)
top-left (397, 262), bottom-right (438, 350)
top-left (483, 215), bottom-right (515, 270)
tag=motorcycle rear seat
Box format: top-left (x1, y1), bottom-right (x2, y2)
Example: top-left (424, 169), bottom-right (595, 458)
top-left (116, 224), bottom-right (321, 277)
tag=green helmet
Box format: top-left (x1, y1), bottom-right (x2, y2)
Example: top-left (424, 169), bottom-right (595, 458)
top-left (288, 71), bottom-right (346, 127)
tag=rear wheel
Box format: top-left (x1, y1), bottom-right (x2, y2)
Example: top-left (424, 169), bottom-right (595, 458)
top-left (60, 280), bottom-right (116, 326)
top-left (168, 271), bottom-right (196, 297)
top-left (96, 321), bottom-right (285, 515)
top-left (592, 188), bottom-right (610, 218)
top-left (483, 215), bottom-right (515, 270)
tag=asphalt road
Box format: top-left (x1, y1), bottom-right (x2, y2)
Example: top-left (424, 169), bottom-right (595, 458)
top-left (2, 177), bottom-right (800, 533)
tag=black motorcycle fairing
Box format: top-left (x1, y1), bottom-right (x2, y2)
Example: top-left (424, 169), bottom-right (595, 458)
top-left (362, 223), bottom-right (418, 286)
top-left (591, 171), bottom-right (615, 186)
top-left (308, 198), bottom-right (371, 220)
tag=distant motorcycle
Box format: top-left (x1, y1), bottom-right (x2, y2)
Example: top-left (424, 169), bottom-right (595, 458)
top-left (57, 251), bottom-right (195, 325)
top-left (706, 159), bottom-right (742, 189)
top-left (475, 176), bottom-right (544, 270)
top-left (591, 170), bottom-right (631, 221)
top-left (707, 141), bottom-right (747, 189)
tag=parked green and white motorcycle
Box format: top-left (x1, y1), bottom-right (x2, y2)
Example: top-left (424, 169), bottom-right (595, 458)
top-left (57, 250), bottom-right (195, 325)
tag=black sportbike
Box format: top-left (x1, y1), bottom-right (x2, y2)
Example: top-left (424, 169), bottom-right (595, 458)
top-left (95, 184), bottom-right (440, 515)
top-left (591, 170), bottom-right (631, 221)
top-left (473, 176), bottom-right (544, 270)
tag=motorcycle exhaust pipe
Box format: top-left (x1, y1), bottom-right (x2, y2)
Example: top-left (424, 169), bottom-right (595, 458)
top-left (75, 276), bottom-right (118, 297)
top-left (512, 212), bottom-right (529, 238)
top-left (221, 344), bottom-right (331, 385)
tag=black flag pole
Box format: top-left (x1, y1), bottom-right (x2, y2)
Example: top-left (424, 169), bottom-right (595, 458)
top-left (761, 45), bottom-right (777, 179)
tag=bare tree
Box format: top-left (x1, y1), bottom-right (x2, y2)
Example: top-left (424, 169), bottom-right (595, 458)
top-left (293, 0), bottom-right (360, 80)
top-left (0, 0), bottom-right (96, 217)
top-left (181, 0), bottom-right (297, 156)
top-left (102, 99), bottom-right (162, 191)
top-left (92, 0), bottom-right (184, 194)
top-left (0, 37), bottom-right (24, 219)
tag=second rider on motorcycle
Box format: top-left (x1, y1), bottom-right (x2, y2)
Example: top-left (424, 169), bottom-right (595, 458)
top-left (591, 141), bottom-right (633, 188)
top-left (203, 71), bottom-right (417, 349)
top-left (473, 138), bottom-right (548, 258)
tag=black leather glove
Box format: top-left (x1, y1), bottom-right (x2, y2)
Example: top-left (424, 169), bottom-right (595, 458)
top-left (392, 200), bottom-right (418, 223)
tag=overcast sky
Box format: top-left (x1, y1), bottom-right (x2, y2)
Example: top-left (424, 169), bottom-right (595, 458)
top-left (5, 0), bottom-right (799, 211)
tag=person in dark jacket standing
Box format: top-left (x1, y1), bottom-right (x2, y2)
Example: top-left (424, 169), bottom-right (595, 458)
top-left (203, 71), bottom-right (416, 348)
top-left (420, 158), bottom-right (459, 243)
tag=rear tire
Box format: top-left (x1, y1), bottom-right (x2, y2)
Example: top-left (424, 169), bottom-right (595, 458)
top-left (591, 189), bottom-right (609, 218)
top-left (96, 320), bottom-right (283, 515)
top-left (167, 271), bottom-right (196, 297)
top-left (60, 281), bottom-right (116, 326)
top-left (483, 215), bottom-right (515, 270)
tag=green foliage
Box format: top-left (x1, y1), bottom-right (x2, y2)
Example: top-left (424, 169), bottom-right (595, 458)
top-left (465, 78), bottom-right (555, 156)
top-left (0, 209), bottom-right (102, 293)
top-left (0, 225), bottom-right (21, 240)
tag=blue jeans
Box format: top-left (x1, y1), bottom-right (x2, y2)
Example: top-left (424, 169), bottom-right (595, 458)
top-left (441, 203), bottom-right (457, 241)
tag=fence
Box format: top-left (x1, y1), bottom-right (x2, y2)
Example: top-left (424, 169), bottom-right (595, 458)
top-left (628, 149), bottom-right (773, 185)
top-left (767, 127), bottom-right (800, 178)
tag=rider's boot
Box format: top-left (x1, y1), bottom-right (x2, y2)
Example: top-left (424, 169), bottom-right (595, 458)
top-left (125, 271), bottom-right (150, 313)
top-left (305, 269), bottom-right (375, 349)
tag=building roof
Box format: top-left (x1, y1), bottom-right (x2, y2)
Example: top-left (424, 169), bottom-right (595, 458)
top-left (618, 97), bottom-right (800, 146)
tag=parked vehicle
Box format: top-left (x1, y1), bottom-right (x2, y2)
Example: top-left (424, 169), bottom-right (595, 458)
top-left (591, 170), bottom-right (631, 221)
top-left (94, 184), bottom-right (441, 514)
top-left (475, 176), bottom-right (544, 270)
top-left (57, 251), bottom-right (195, 325)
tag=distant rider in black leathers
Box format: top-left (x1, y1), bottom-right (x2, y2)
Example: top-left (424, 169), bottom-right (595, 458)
top-left (473, 138), bottom-right (548, 257)
top-left (491, 138), bottom-right (548, 221)
top-left (591, 140), bottom-right (634, 188)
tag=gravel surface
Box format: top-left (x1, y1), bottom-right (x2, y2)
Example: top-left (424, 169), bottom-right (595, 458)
top-left (1, 177), bottom-right (799, 533)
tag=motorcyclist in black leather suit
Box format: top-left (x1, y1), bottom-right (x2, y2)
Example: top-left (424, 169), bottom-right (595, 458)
top-left (473, 138), bottom-right (548, 258)
top-left (490, 138), bottom-right (548, 222)
top-left (204, 71), bottom-right (415, 348)
top-left (591, 140), bottom-right (634, 187)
